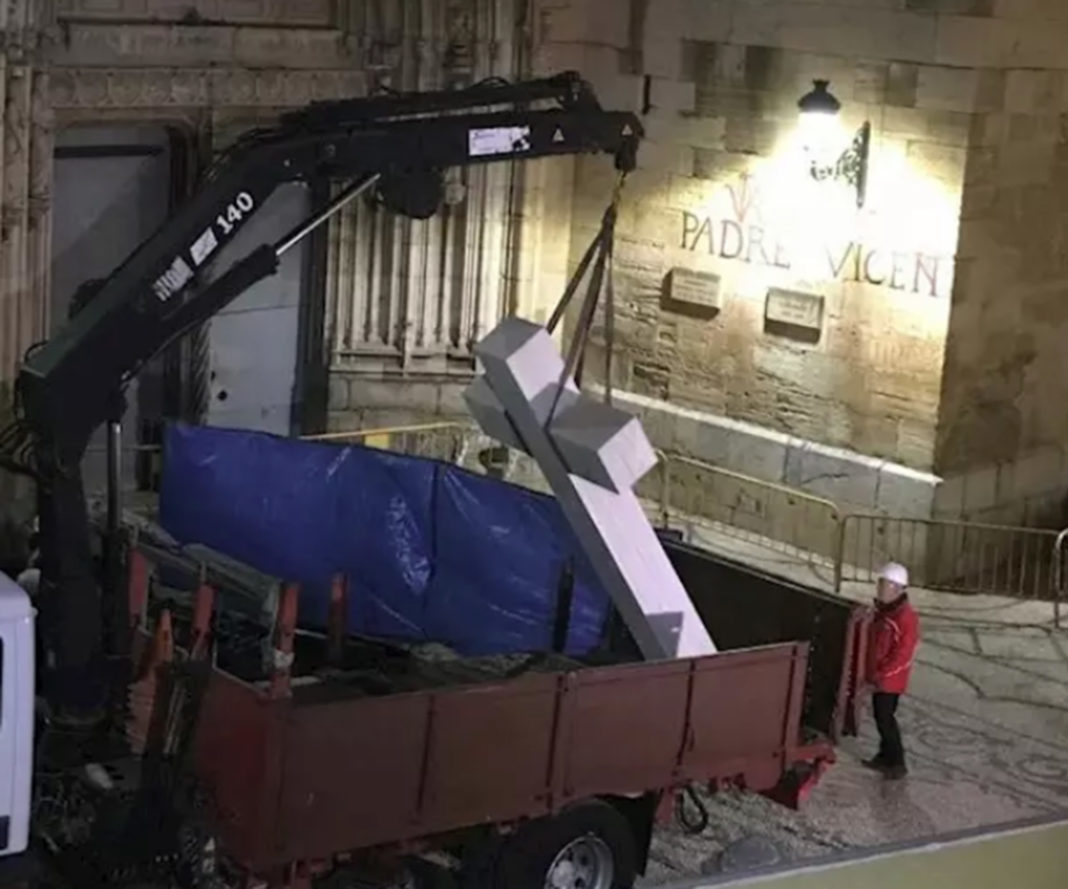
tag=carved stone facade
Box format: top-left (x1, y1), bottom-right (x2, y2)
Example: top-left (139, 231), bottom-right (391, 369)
top-left (322, 0), bottom-right (529, 429)
top-left (19, 0), bottom-right (1068, 529)
top-left (53, 1), bottom-right (336, 27)
top-left (0, 0), bottom-right (541, 436)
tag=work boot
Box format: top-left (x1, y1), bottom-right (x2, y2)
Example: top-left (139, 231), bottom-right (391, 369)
top-left (884, 764), bottom-right (908, 781)
top-left (861, 756), bottom-right (887, 772)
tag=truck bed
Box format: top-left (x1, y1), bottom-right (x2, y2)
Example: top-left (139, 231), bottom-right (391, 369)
top-left (193, 639), bottom-right (812, 869)
top-left (161, 535), bottom-right (866, 874)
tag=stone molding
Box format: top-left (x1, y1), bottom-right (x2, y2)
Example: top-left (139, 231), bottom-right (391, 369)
top-left (50, 66), bottom-right (366, 110)
top-left (51, 23), bottom-right (357, 70)
top-left (54, 0), bottom-right (335, 28)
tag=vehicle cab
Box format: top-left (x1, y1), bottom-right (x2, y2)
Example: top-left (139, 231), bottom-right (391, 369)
top-left (0, 573), bottom-right (34, 858)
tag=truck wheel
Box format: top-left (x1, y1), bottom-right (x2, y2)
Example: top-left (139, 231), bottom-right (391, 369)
top-left (498, 800), bottom-right (637, 889)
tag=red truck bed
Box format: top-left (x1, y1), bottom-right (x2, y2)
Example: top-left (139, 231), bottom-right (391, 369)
top-left (127, 535), bottom-right (868, 886)
top-left (193, 640), bottom-right (818, 871)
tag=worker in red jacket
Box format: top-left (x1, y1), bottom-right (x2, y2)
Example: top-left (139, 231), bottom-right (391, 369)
top-left (863, 562), bottom-right (920, 780)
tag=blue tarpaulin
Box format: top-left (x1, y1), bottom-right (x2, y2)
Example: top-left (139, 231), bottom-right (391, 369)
top-left (159, 423), bottom-right (611, 656)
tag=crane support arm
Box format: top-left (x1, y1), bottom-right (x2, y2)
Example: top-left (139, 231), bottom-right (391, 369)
top-left (5, 71), bottom-right (643, 717)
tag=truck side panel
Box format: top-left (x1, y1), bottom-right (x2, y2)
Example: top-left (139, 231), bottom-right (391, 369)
top-left (554, 659), bottom-right (691, 802)
top-left (276, 675), bottom-right (560, 863)
top-left (420, 675), bottom-right (559, 828)
top-left (680, 644), bottom-right (807, 787)
top-left (194, 671), bottom-right (285, 866)
top-left (278, 692), bottom-right (433, 861)
top-left (194, 640), bottom-right (812, 872)
top-left (664, 541), bottom-right (867, 740)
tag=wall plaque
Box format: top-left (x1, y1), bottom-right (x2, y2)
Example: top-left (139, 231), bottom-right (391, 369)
top-left (764, 288), bottom-right (824, 343)
top-left (662, 267), bottom-right (721, 315)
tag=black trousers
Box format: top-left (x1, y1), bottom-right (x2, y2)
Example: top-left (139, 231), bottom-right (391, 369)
top-left (872, 692), bottom-right (905, 767)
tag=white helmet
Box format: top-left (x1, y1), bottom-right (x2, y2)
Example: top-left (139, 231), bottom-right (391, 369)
top-left (878, 562), bottom-right (909, 587)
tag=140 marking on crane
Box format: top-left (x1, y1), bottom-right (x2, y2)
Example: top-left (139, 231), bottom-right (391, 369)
top-left (152, 190), bottom-right (258, 302)
top-left (215, 191), bottom-right (256, 236)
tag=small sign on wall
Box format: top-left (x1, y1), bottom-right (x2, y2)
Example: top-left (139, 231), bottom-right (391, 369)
top-left (661, 267), bottom-right (722, 317)
top-left (765, 288), bottom-right (824, 344)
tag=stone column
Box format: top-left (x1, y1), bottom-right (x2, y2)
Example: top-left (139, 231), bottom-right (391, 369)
top-left (27, 70), bottom-right (53, 351)
top-left (1, 64), bottom-right (32, 385)
top-left (324, 0), bottom-right (520, 404)
top-left (0, 0), bottom-right (49, 389)
top-left (0, 0), bottom-right (48, 508)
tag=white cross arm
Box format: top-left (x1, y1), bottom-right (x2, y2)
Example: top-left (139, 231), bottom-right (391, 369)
top-left (464, 378), bottom-right (658, 493)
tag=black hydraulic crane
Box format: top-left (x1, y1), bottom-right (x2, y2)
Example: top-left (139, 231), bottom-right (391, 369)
top-left (0, 71), bottom-right (643, 719)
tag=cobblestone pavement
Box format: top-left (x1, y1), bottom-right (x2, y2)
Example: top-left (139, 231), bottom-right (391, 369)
top-left (639, 522), bottom-right (1068, 886)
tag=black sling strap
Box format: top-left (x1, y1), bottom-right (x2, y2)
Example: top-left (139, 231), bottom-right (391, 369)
top-left (545, 174), bottom-right (626, 423)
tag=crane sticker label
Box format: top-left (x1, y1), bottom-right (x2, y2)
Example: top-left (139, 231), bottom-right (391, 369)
top-left (153, 190), bottom-right (257, 301)
top-left (190, 227), bottom-right (219, 267)
top-left (468, 126), bottom-right (532, 157)
top-left (152, 256), bottom-right (194, 302)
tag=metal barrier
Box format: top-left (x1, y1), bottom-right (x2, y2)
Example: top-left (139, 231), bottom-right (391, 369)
top-left (654, 454), bottom-right (843, 568)
top-left (305, 434), bottom-right (1068, 626)
top-left (116, 418), bottom-right (1068, 628)
top-left (836, 514), bottom-right (1062, 608)
top-left (91, 423), bottom-right (476, 493)
top-left (298, 432), bottom-right (843, 570)
top-left (1053, 528), bottom-right (1068, 629)
top-left (307, 422), bottom-right (562, 495)
top-left (304, 421), bottom-right (472, 464)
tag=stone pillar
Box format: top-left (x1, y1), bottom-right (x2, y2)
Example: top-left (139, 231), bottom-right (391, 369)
top-left (0, 0), bottom-right (48, 508)
top-left (1, 64), bottom-right (32, 386)
top-left (0, 0), bottom-right (49, 389)
top-left (935, 73), bottom-right (1068, 527)
top-left (27, 70), bottom-right (53, 352)
top-left (324, 0), bottom-right (525, 429)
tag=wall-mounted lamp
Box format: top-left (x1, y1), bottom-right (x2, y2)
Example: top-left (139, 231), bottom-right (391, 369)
top-left (797, 80), bottom-right (870, 209)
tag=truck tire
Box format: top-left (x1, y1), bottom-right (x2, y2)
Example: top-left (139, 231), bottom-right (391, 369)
top-left (496, 800), bottom-right (637, 889)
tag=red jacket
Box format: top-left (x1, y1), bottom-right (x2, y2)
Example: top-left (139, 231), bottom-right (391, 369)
top-left (867, 595), bottom-right (920, 694)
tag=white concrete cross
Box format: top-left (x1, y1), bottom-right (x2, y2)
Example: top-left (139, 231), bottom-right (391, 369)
top-left (463, 317), bottom-right (717, 660)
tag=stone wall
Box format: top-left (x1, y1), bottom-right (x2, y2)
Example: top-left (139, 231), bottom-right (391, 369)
top-left (545, 0), bottom-right (967, 473)
top-left (935, 82), bottom-right (1068, 525)
top-left (526, 0), bottom-right (966, 515)
top-left (529, 0), bottom-right (1068, 524)
top-left (9, 0), bottom-right (1068, 530)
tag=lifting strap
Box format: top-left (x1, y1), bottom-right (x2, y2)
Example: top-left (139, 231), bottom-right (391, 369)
top-left (546, 173), bottom-right (626, 419)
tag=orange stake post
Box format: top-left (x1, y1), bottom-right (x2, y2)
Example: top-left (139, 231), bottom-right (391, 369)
top-left (270, 583), bottom-right (299, 698)
top-left (327, 573), bottom-right (348, 666)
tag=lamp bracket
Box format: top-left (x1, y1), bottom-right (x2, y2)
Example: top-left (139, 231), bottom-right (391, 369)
top-left (809, 120), bottom-right (871, 208)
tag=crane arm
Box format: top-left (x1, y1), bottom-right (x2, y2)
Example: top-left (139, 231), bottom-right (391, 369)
top-left (2, 71), bottom-right (643, 717)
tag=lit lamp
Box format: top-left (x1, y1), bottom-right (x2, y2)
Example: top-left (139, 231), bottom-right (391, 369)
top-left (797, 80), bottom-right (870, 209)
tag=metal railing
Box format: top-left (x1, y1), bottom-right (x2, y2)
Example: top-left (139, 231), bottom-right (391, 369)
top-left (314, 427), bottom-right (844, 572)
top-left (304, 421), bottom-right (472, 463)
top-left (305, 421), bottom-right (555, 493)
top-left (835, 513), bottom-right (1062, 606)
top-left (653, 454), bottom-right (842, 569)
top-left (122, 418), bottom-right (1068, 627)
top-left (1053, 529), bottom-right (1068, 629)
